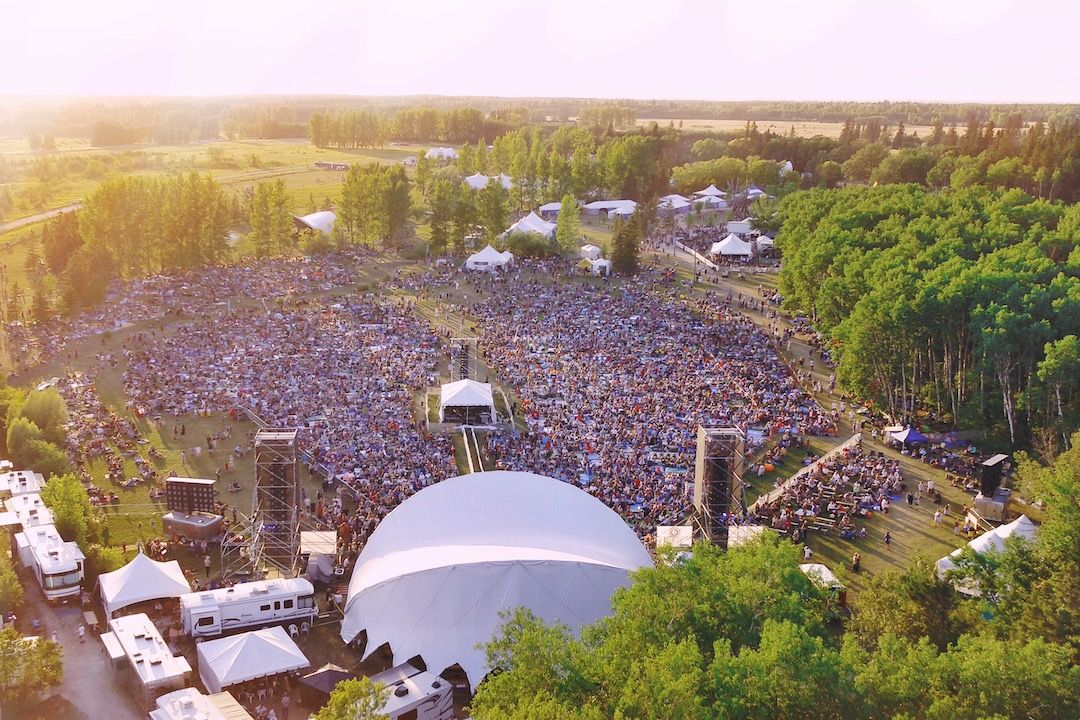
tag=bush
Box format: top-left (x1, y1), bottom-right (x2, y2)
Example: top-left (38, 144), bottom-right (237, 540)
top-left (83, 544), bottom-right (125, 588)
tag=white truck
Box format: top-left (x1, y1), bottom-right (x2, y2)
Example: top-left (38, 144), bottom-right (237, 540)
top-left (179, 578), bottom-right (317, 639)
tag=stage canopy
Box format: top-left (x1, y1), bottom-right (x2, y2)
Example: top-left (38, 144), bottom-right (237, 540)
top-left (98, 552), bottom-right (192, 617)
top-left (935, 515), bottom-right (1038, 595)
top-left (197, 627), bottom-right (310, 694)
top-left (710, 233), bottom-right (753, 256)
top-left (693, 184), bottom-right (726, 197)
top-left (294, 211), bottom-right (336, 235)
top-left (340, 471), bottom-right (653, 689)
top-left (438, 379), bottom-right (496, 424)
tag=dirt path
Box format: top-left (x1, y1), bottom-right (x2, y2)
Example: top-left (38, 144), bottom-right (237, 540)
top-left (0, 201), bottom-right (83, 235)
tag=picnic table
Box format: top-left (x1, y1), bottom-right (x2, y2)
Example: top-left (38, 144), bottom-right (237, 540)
top-left (83, 610), bottom-right (101, 633)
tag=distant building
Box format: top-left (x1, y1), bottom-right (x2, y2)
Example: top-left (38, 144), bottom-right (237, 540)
top-left (313, 161), bottom-right (349, 171)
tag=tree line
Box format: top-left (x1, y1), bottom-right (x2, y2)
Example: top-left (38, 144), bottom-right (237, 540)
top-left (776, 184), bottom-right (1080, 449)
top-left (466, 434), bottom-right (1080, 719)
top-left (310, 107), bottom-right (522, 148)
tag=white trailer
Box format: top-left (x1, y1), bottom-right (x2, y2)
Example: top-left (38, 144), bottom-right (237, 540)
top-left (179, 578), bottom-right (317, 639)
top-left (14, 524), bottom-right (85, 602)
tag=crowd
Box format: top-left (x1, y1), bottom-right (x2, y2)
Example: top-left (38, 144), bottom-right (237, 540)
top-left (4, 254), bottom-right (358, 374)
top-left (460, 264), bottom-right (834, 539)
top-left (120, 294), bottom-right (456, 529)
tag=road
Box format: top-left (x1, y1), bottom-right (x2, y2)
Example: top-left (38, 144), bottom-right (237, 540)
top-left (0, 202), bottom-right (83, 236)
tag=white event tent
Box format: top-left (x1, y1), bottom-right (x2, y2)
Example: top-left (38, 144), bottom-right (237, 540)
top-left (294, 210), bottom-right (336, 235)
top-left (756, 235), bottom-right (775, 247)
top-left (197, 626), bottom-right (310, 693)
top-left (98, 552), bottom-right (192, 617)
top-left (465, 245), bottom-right (512, 271)
top-left (692, 195), bottom-right (727, 210)
top-left (504, 211), bottom-right (556, 239)
top-left (464, 173), bottom-right (514, 191)
top-left (692, 184), bottom-right (726, 197)
top-left (710, 233), bottom-right (754, 256)
top-left (935, 515), bottom-right (1038, 594)
top-left (340, 471), bottom-right (653, 689)
top-left (580, 244), bottom-right (602, 260)
top-left (425, 147), bottom-right (457, 160)
top-left (538, 201), bottom-right (562, 218)
top-left (583, 199), bottom-right (637, 217)
top-left (438, 379), bottom-right (496, 424)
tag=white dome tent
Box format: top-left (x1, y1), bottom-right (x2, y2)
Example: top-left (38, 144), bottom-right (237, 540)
top-left (504, 211), bottom-right (556, 239)
top-left (439, 379), bottom-right (496, 424)
top-left (464, 245), bottom-right (512, 271)
top-left (294, 210), bottom-right (336, 235)
top-left (340, 471), bottom-right (653, 689)
top-left (935, 514), bottom-right (1038, 595)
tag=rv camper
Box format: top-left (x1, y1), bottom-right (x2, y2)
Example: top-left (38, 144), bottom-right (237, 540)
top-left (14, 524), bottom-right (85, 602)
top-left (371, 662), bottom-right (455, 720)
top-left (179, 578), bottom-right (317, 639)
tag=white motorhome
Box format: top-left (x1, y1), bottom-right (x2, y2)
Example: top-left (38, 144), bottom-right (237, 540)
top-left (14, 524), bottom-right (85, 602)
top-left (180, 578), bottom-right (316, 639)
top-left (371, 662), bottom-right (455, 720)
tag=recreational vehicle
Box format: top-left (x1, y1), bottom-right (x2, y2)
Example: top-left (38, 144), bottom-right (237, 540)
top-left (14, 524), bottom-right (85, 602)
top-left (371, 662), bottom-right (455, 720)
top-left (179, 577), bottom-right (317, 639)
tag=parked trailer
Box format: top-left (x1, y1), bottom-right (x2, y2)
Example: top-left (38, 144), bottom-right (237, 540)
top-left (13, 524), bottom-right (85, 602)
top-left (180, 578), bottom-right (317, 639)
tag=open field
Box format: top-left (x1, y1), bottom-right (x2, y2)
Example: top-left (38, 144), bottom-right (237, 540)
top-left (637, 117), bottom-right (936, 139)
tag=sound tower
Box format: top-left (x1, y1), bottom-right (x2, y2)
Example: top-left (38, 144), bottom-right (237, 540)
top-left (251, 429), bottom-right (300, 574)
top-left (693, 427), bottom-right (745, 549)
top-left (979, 453), bottom-right (1009, 496)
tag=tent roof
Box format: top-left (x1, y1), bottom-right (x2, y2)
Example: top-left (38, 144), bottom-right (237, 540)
top-left (800, 563), bottom-right (843, 589)
top-left (98, 552), bottom-right (192, 616)
top-left (891, 427), bottom-right (928, 443)
top-left (340, 471), bottom-right (652, 689)
top-left (299, 663), bottom-right (354, 694)
top-left (425, 147), bottom-right (457, 159)
top-left (692, 195), bottom-right (726, 207)
top-left (692, 184), bottom-right (726, 197)
top-left (936, 515), bottom-right (1038, 593)
top-left (506, 211), bottom-right (556, 238)
top-left (467, 244), bottom-right (509, 265)
top-left (583, 199), bottom-right (637, 212)
top-left (580, 243), bottom-right (601, 252)
top-left (197, 627), bottom-right (309, 692)
top-left (295, 211), bottom-right (336, 235)
top-left (439, 380), bottom-right (494, 410)
top-left (756, 235), bottom-right (774, 246)
top-left (464, 172), bottom-right (491, 190)
top-left (710, 234), bottom-right (753, 256)
top-left (659, 195), bottom-right (691, 210)
top-left (539, 201), bottom-right (562, 212)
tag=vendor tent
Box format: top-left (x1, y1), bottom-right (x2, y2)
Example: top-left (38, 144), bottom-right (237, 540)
top-left (580, 244), bottom-right (602, 260)
top-left (539, 201), bottom-right (562, 218)
top-left (439, 379), bottom-right (497, 424)
top-left (891, 427), bottom-right (928, 444)
top-left (464, 172), bottom-right (492, 190)
top-left (692, 184), bottom-right (726, 197)
top-left (589, 258), bottom-right (612, 276)
top-left (710, 234), bottom-right (753, 256)
top-left (504, 211), bottom-right (556, 239)
top-left (98, 552), bottom-right (192, 617)
top-left (800, 563), bottom-right (844, 589)
top-left (692, 195), bottom-right (727, 209)
top-left (465, 245), bottom-right (511, 271)
top-left (756, 235), bottom-right (774, 247)
top-left (935, 515), bottom-right (1038, 594)
top-left (197, 626), bottom-right (310, 693)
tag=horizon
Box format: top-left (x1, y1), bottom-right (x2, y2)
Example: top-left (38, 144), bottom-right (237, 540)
top-left (2, 0), bottom-right (1078, 104)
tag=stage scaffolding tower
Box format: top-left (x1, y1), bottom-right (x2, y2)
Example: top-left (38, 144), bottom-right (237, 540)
top-left (692, 427), bottom-right (746, 550)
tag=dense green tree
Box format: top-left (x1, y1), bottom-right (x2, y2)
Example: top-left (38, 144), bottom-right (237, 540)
top-left (554, 194), bottom-right (581, 252)
top-left (41, 211), bottom-right (83, 274)
top-left (0, 627), bottom-right (63, 716)
top-left (313, 677), bottom-right (388, 720)
top-left (40, 473), bottom-right (97, 547)
top-left (816, 160), bottom-right (843, 188)
top-left (841, 143), bottom-right (889, 183)
top-left (248, 179), bottom-right (293, 257)
top-left (476, 181), bottom-right (509, 242)
top-left (610, 213), bottom-right (642, 274)
top-left (17, 390), bottom-right (68, 446)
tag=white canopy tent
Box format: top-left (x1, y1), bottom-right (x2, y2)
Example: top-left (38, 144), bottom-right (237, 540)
top-left (580, 244), bottom-right (602, 260)
top-left (589, 258), bottom-right (612, 276)
top-left (465, 245), bottom-right (512, 271)
top-left (658, 195), bottom-right (692, 214)
top-left (800, 563), bottom-right (844, 590)
top-left (504, 211), bottom-right (556, 239)
top-left (538, 201), bottom-right (562, 217)
top-left (692, 184), bottom-right (726, 197)
top-left (464, 173), bottom-right (514, 191)
top-left (425, 147), bottom-right (457, 160)
top-left (710, 234), bottom-right (754, 256)
top-left (935, 515), bottom-right (1038, 594)
top-left (438, 379), bottom-right (496, 424)
top-left (583, 199), bottom-right (637, 216)
top-left (98, 552), bottom-right (192, 617)
top-left (340, 471), bottom-right (653, 689)
top-left (692, 195), bottom-right (727, 210)
top-left (756, 235), bottom-right (775, 247)
top-left (197, 626), bottom-right (310, 693)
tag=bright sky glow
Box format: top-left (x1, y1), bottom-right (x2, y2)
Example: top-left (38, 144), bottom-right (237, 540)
top-left (1, 0), bottom-right (1076, 102)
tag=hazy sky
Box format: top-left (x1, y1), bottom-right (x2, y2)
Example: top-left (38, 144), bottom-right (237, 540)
top-left (1, 0), bottom-right (1077, 102)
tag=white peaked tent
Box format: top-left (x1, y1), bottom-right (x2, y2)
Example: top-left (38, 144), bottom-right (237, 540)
top-left (98, 552), bottom-right (192, 617)
top-left (580, 244), bottom-right (602, 260)
top-left (935, 515), bottom-right (1038, 594)
top-left (495, 173), bottom-right (514, 189)
top-left (439, 379), bottom-right (496, 423)
top-left (692, 195), bottom-right (727, 209)
top-left (693, 184), bottom-right (726, 197)
top-left (539, 201), bottom-right (562, 217)
top-left (464, 172), bottom-right (491, 190)
top-left (779, 160), bottom-right (794, 177)
top-left (197, 626), bottom-right (310, 693)
top-left (340, 471), bottom-right (653, 689)
top-left (505, 211), bottom-right (556, 239)
top-left (756, 235), bottom-right (775, 247)
top-left (465, 245), bottom-right (512, 271)
top-left (295, 210), bottom-right (336, 235)
top-left (658, 195), bottom-right (692, 214)
top-left (800, 563), bottom-right (844, 589)
top-left (589, 258), bottom-right (612, 276)
top-left (710, 233), bottom-right (753, 256)
top-left (425, 147), bottom-right (457, 160)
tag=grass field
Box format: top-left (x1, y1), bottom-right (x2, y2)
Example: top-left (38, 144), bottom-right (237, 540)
top-left (638, 117), bottom-right (936, 139)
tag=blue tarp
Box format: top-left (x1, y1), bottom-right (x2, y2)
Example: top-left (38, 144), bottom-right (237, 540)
top-left (892, 427), bottom-right (928, 444)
